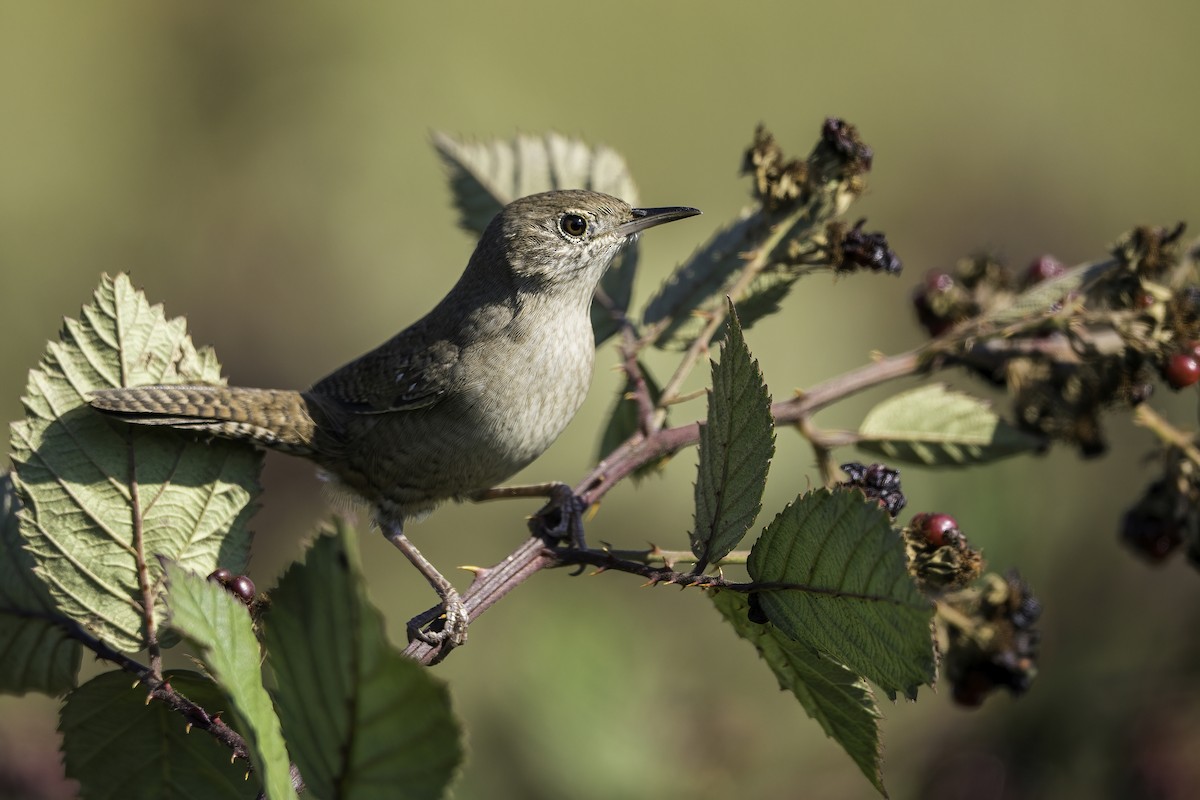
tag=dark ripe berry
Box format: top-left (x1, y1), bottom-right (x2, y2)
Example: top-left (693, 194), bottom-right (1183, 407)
top-left (207, 568), bottom-right (233, 586)
top-left (1012, 595), bottom-right (1043, 630)
top-left (1164, 353), bottom-right (1200, 389)
top-left (1025, 255), bottom-right (1065, 285)
top-left (916, 513), bottom-right (959, 548)
top-left (1121, 507), bottom-right (1183, 562)
top-left (839, 462), bottom-right (906, 517)
top-left (228, 575), bottom-right (256, 604)
top-left (951, 669), bottom-right (995, 708)
top-left (912, 271), bottom-right (957, 337)
top-left (839, 220), bottom-right (903, 275)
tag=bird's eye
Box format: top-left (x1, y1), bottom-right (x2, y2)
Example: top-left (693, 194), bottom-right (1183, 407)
top-left (559, 213), bottom-right (588, 238)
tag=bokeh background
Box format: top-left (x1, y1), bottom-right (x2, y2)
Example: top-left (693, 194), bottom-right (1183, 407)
top-left (3, 3), bottom-right (1200, 798)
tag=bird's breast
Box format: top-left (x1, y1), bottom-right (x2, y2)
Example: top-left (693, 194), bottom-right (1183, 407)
top-left (455, 309), bottom-right (595, 476)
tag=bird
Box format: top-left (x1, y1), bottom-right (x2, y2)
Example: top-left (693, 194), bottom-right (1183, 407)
top-left (89, 189), bottom-right (700, 649)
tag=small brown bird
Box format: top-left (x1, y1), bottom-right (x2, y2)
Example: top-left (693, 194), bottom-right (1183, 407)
top-left (90, 189), bottom-right (699, 647)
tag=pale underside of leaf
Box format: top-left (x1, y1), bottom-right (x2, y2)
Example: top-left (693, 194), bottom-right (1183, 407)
top-left (748, 489), bottom-right (935, 698)
top-left (858, 383), bottom-right (1042, 466)
top-left (0, 472), bottom-right (81, 696)
top-left (433, 130), bottom-right (641, 344)
top-left (9, 273), bottom-right (261, 653)
top-left (167, 564), bottom-right (298, 800)
top-left (432, 131), bottom-right (639, 235)
top-left (711, 591), bottom-right (886, 797)
top-left (264, 520), bottom-right (462, 800)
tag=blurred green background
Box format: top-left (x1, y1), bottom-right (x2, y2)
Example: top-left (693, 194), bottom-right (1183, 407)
top-left (3, 2), bottom-right (1200, 798)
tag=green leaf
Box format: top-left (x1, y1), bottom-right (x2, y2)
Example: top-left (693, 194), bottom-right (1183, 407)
top-left (711, 591), bottom-right (886, 797)
top-left (644, 202), bottom-right (823, 350)
top-left (433, 130), bottom-right (640, 345)
top-left (167, 564), bottom-right (297, 800)
top-left (263, 520), bottom-right (462, 800)
top-left (433, 131), bottom-right (639, 233)
top-left (9, 273), bottom-right (262, 653)
top-left (982, 257), bottom-right (1121, 325)
top-left (596, 361), bottom-right (667, 479)
top-left (60, 669), bottom-right (259, 800)
top-left (0, 471), bottom-right (81, 695)
top-left (692, 304), bottom-right (775, 567)
top-left (858, 384), bottom-right (1043, 466)
top-left (643, 210), bottom-right (763, 350)
top-left (747, 489), bottom-right (935, 698)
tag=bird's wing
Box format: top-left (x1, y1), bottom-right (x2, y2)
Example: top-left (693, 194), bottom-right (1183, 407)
top-left (307, 337), bottom-right (460, 415)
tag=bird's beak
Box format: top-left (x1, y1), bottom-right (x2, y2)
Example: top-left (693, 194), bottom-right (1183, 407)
top-left (618, 206), bottom-right (701, 237)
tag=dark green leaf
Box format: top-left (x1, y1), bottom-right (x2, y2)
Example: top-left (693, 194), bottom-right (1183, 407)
top-left (60, 669), bottom-right (258, 800)
top-left (263, 520), bottom-right (462, 800)
top-left (692, 304), bottom-right (774, 567)
top-left (858, 384), bottom-right (1043, 466)
top-left (643, 211), bottom-right (763, 350)
top-left (167, 564), bottom-right (297, 800)
top-left (748, 489), bottom-right (935, 698)
top-left (712, 591), bottom-right (885, 797)
top-left (591, 245), bottom-right (638, 346)
top-left (9, 273), bottom-right (261, 653)
top-left (0, 472), bottom-right (80, 695)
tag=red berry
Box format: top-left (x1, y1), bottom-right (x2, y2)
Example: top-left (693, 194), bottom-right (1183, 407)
top-left (1025, 255), bottom-right (1065, 286)
top-left (228, 575), bottom-right (256, 604)
top-left (914, 513), bottom-right (959, 548)
top-left (1186, 341), bottom-right (1200, 360)
top-left (1164, 353), bottom-right (1200, 389)
top-left (207, 568), bottom-right (233, 586)
top-left (925, 270), bottom-right (954, 293)
top-left (1135, 292), bottom-right (1156, 309)
top-left (952, 669), bottom-right (994, 708)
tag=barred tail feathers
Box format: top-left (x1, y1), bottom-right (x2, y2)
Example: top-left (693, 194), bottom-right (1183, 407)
top-left (88, 385), bottom-right (317, 454)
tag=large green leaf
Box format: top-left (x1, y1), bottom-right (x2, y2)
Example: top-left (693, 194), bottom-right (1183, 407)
top-left (0, 471), bottom-right (80, 695)
top-left (642, 210), bottom-right (763, 349)
top-left (60, 669), bottom-right (258, 800)
top-left (858, 384), bottom-right (1042, 466)
top-left (167, 564), bottom-right (297, 800)
top-left (263, 520), bottom-right (462, 800)
top-left (691, 304), bottom-right (774, 568)
top-left (433, 131), bottom-right (641, 344)
top-left (711, 591), bottom-right (885, 797)
top-left (748, 489), bottom-right (935, 698)
top-left (9, 273), bottom-right (261, 653)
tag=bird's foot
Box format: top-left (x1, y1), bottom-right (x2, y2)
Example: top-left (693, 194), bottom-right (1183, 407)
top-left (406, 588), bottom-right (469, 649)
top-left (530, 483), bottom-right (588, 550)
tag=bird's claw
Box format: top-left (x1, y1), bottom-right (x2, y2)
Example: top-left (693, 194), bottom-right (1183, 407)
top-left (407, 589), bottom-right (469, 649)
top-left (531, 485), bottom-right (588, 549)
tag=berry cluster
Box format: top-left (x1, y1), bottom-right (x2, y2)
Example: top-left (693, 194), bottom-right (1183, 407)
top-left (911, 224), bottom-right (1197, 457)
top-left (207, 567), bottom-right (257, 607)
top-left (742, 118), bottom-right (874, 212)
top-left (903, 512), bottom-right (982, 593)
top-left (1121, 454), bottom-right (1200, 565)
top-left (830, 219), bottom-right (902, 275)
top-left (840, 461), bottom-right (906, 517)
top-left (941, 571), bottom-right (1042, 708)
